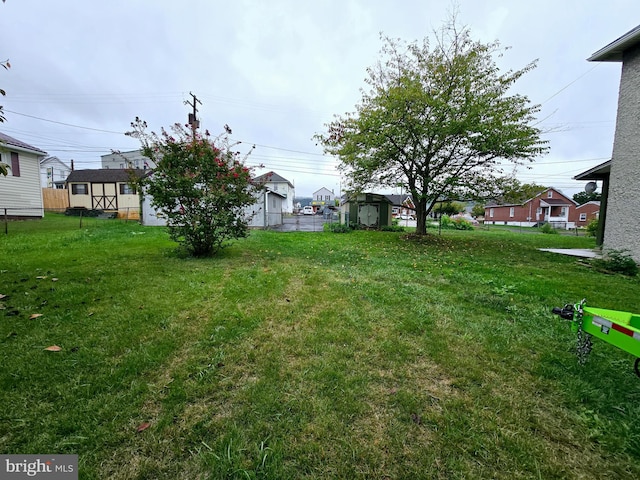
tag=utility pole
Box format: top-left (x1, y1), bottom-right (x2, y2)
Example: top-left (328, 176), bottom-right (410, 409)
top-left (184, 92), bottom-right (202, 139)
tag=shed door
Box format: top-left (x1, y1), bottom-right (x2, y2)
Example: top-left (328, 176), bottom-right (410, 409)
top-left (359, 204), bottom-right (378, 227)
top-left (92, 183), bottom-right (117, 210)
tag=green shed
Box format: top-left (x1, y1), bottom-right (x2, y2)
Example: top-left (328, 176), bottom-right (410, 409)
top-left (342, 193), bottom-right (393, 229)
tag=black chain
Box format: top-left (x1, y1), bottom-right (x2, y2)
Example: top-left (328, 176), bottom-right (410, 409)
top-left (576, 322), bottom-right (593, 366)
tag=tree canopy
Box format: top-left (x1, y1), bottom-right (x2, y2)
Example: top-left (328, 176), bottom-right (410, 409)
top-left (573, 190), bottom-right (601, 205)
top-left (498, 179), bottom-right (548, 204)
top-left (127, 119), bottom-right (263, 257)
top-left (316, 20), bottom-right (548, 234)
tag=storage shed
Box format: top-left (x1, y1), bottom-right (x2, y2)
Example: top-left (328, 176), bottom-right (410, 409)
top-left (341, 193), bottom-right (393, 228)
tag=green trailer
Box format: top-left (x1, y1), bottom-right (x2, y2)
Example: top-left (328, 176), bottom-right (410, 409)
top-left (552, 300), bottom-right (640, 377)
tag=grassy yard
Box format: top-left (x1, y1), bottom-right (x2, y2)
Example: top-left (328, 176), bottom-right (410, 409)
top-left (2, 214), bottom-right (640, 479)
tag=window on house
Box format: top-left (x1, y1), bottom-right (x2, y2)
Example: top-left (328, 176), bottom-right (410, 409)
top-left (10, 152), bottom-right (20, 177)
top-left (272, 197), bottom-right (276, 209)
top-left (119, 163), bottom-right (125, 169)
top-left (547, 191), bottom-right (553, 198)
top-left (119, 184), bottom-right (136, 195)
top-left (489, 208), bottom-right (494, 218)
top-left (536, 207), bottom-right (542, 214)
top-left (579, 213), bottom-right (587, 221)
top-left (325, 195), bottom-right (330, 201)
top-left (72, 183), bottom-right (88, 195)
top-left (509, 207), bottom-right (515, 218)
top-left (560, 207), bottom-right (567, 217)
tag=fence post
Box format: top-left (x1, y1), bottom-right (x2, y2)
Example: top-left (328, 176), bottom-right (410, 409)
top-left (79, 209), bottom-right (83, 229)
top-left (4, 208), bottom-right (7, 235)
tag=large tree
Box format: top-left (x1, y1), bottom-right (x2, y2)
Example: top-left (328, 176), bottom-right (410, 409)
top-left (499, 179), bottom-right (548, 204)
top-left (127, 119), bottom-right (263, 257)
top-left (573, 190), bottom-right (601, 205)
top-left (317, 21), bottom-right (548, 234)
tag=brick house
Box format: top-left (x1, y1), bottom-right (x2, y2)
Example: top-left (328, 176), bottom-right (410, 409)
top-left (571, 201), bottom-right (600, 228)
top-left (484, 188), bottom-right (576, 229)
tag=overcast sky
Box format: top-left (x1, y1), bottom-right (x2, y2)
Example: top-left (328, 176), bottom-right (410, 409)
top-left (1, 0), bottom-right (639, 197)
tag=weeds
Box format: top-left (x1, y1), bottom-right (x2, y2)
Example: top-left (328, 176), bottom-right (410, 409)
top-left (591, 249), bottom-right (639, 276)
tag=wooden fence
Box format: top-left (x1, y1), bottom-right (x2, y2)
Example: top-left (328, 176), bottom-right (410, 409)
top-left (42, 188), bottom-right (69, 211)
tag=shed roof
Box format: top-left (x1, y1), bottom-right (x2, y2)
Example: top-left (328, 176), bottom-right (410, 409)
top-left (588, 24), bottom-right (640, 62)
top-left (66, 169), bottom-right (148, 183)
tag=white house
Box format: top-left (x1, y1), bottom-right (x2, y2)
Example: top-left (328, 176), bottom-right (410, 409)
top-left (40, 156), bottom-right (71, 189)
top-left (253, 171), bottom-right (295, 213)
top-left (101, 149), bottom-right (154, 170)
top-left (244, 190), bottom-right (287, 228)
top-left (311, 187), bottom-right (337, 208)
top-left (0, 132), bottom-right (47, 218)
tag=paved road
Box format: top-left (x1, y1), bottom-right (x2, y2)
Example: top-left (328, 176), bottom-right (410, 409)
top-left (272, 214), bottom-right (334, 232)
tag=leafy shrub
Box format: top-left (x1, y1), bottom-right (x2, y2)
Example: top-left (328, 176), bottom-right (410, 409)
top-left (591, 249), bottom-right (639, 276)
top-left (540, 223), bottom-right (558, 234)
top-left (586, 218), bottom-right (598, 237)
top-left (439, 215), bottom-right (474, 230)
top-left (325, 222), bottom-right (351, 233)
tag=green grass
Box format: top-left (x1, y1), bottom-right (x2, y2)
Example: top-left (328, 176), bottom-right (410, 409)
top-left (2, 214), bottom-right (640, 479)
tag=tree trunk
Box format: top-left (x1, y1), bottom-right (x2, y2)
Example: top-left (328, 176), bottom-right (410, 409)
top-left (415, 198), bottom-right (428, 235)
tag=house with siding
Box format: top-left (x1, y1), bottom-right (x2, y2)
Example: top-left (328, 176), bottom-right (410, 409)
top-left (484, 188), bottom-right (576, 229)
top-left (311, 187), bottom-right (337, 210)
top-left (0, 132), bottom-right (47, 218)
top-left (575, 25), bottom-right (640, 261)
top-left (253, 171), bottom-right (295, 213)
top-left (40, 156), bottom-right (71, 189)
top-left (66, 169), bottom-right (147, 218)
top-left (385, 194), bottom-right (416, 218)
top-left (101, 149), bottom-right (154, 170)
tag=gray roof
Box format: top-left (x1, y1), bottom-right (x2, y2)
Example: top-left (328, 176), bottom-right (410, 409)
top-left (0, 132), bottom-right (47, 155)
top-left (385, 194), bottom-right (415, 206)
top-left (588, 24), bottom-right (640, 62)
top-left (254, 171), bottom-right (294, 188)
top-left (66, 169), bottom-right (148, 183)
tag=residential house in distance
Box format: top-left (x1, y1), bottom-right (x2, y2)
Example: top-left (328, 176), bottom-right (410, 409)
top-left (311, 187), bottom-right (337, 210)
top-left (484, 188), bottom-right (576, 229)
top-left (575, 25), bottom-right (640, 260)
top-left (40, 156), bottom-right (71, 189)
top-left (253, 171), bottom-right (295, 213)
top-left (66, 169), bottom-right (147, 218)
top-left (101, 149), bottom-right (154, 170)
top-left (571, 201), bottom-right (600, 228)
top-left (0, 132), bottom-right (47, 218)
top-left (385, 194), bottom-right (416, 218)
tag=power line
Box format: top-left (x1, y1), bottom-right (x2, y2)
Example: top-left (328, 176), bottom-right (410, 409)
top-left (541, 64), bottom-right (601, 104)
top-left (4, 109), bottom-right (125, 134)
